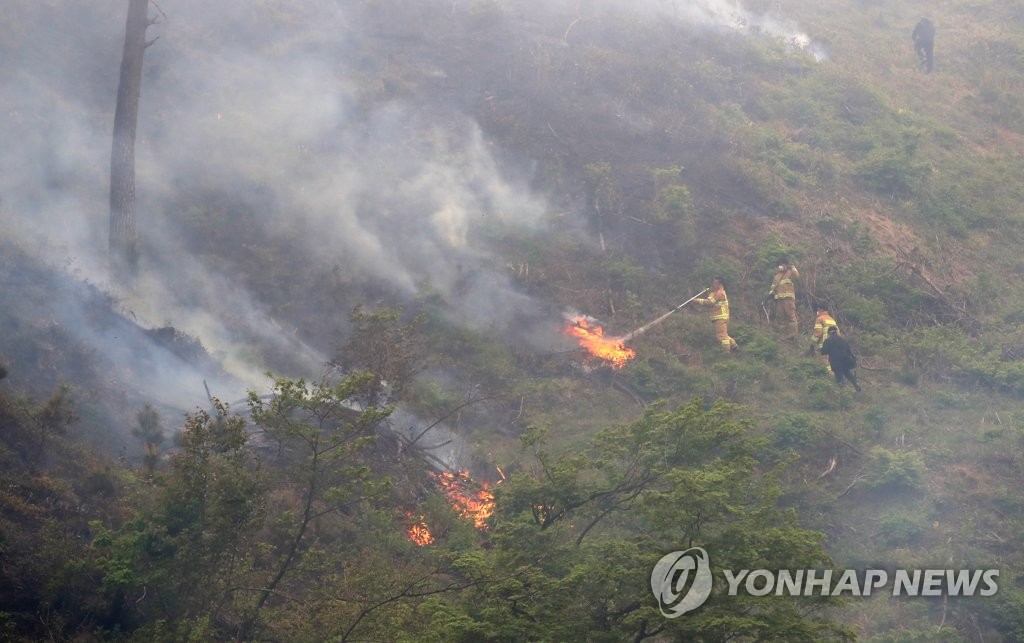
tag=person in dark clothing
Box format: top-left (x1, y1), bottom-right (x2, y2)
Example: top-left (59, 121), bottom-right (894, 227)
top-left (913, 18), bottom-right (935, 73)
top-left (820, 327), bottom-right (861, 391)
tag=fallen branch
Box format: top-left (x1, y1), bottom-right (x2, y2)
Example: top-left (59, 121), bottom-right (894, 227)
top-left (837, 471), bottom-right (866, 499)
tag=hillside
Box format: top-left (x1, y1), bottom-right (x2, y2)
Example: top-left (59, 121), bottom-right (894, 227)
top-left (1, 0), bottom-right (1023, 640)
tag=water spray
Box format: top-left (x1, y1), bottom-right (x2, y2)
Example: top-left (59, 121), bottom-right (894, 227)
top-left (619, 288), bottom-right (709, 342)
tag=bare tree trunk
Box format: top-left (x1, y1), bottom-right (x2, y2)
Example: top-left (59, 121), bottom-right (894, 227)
top-left (109, 0), bottom-right (150, 283)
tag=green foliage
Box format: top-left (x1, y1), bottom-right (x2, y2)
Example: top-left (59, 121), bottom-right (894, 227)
top-left (656, 184), bottom-right (694, 220)
top-left (854, 146), bottom-right (929, 199)
top-left (751, 124), bottom-right (832, 188)
top-left (585, 161), bottom-right (623, 222)
top-left (711, 358), bottom-right (772, 402)
top-left (692, 256), bottom-right (744, 293)
top-left (864, 626), bottom-right (965, 642)
top-left (789, 359), bottom-right (830, 382)
top-left (876, 511), bottom-right (928, 547)
top-left (7, 1), bottom-right (1024, 640)
top-left (863, 447), bottom-right (925, 492)
top-left (602, 256), bottom-right (646, 292)
top-left (733, 326), bottom-right (779, 362)
top-left (815, 257), bottom-right (930, 333)
top-left (773, 414), bottom-right (822, 450)
top-left (432, 399), bottom-right (849, 640)
top-left (985, 585), bottom-right (1024, 641)
top-left (917, 184), bottom-right (971, 237)
top-left (805, 379), bottom-right (853, 411)
top-left (753, 238), bottom-right (803, 280)
top-left (333, 306), bottom-right (426, 404)
top-left (623, 354), bottom-right (713, 399)
top-left (91, 400), bottom-right (266, 636)
top-left (0, 387), bottom-right (129, 640)
top-left (132, 403), bottom-right (164, 475)
top-left (651, 164), bottom-right (695, 226)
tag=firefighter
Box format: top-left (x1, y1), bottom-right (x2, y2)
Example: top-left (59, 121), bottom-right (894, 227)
top-left (768, 258), bottom-right (799, 339)
top-left (694, 276), bottom-right (738, 353)
top-left (810, 306), bottom-right (839, 370)
top-left (820, 327), bottom-right (861, 391)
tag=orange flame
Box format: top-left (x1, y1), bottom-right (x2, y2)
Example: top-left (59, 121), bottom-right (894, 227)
top-left (433, 471), bottom-right (495, 529)
top-left (566, 316), bottom-right (636, 368)
top-left (406, 471), bottom-right (497, 546)
top-left (406, 515), bottom-right (435, 546)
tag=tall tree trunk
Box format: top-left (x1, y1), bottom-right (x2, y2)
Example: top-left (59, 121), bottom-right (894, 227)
top-left (109, 0), bottom-right (149, 283)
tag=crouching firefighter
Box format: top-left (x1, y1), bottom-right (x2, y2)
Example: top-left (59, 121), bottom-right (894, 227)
top-left (810, 306), bottom-right (839, 371)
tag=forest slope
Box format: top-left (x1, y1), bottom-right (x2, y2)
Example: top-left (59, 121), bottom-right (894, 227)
top-left (1, 0), bottom-right (1023, 640)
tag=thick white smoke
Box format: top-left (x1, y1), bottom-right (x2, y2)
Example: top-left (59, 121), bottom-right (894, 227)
top-left (0, 0), bottom-right (822, 415)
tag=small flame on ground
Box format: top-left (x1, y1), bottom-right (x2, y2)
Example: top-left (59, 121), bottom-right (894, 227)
top-left (566, 315), bottom-right (635, 368)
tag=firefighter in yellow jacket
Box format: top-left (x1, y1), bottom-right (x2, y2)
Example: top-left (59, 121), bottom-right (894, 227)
top-left (768, 258), bottom-right (799, 339)
top-left (695, 277), bottom-right (738, 353)
top-left (810, 307), bottom-right (839, 369)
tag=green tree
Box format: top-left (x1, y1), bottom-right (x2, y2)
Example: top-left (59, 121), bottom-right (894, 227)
top-left (91, 399), bottom-right (264, 638)
top-left (131, 403), bottom-right (164, 476)
top-left (422, 399), bottom-right (851, 641)
top-left (239, 374), bottom-right (392, 638)
top-left (332, 307), bottom-right (426, 405)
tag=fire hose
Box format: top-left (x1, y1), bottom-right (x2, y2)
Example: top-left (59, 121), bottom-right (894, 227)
top-left (619, 288), bottom-right (710, 342)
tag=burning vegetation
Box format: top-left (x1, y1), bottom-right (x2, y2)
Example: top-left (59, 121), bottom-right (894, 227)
top-left (565, 315), bottom-right (636, 369)
top-left (407, 471), bottom-right (496, 546)
top-left (406, 515), bottom-right (435, 546)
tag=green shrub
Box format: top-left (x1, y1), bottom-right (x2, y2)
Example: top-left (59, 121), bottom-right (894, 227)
top-left (854, 147), bottom-right (928, 199)
top-left (865, 626), bottom-right (964, 642)
top-left (876, 511), bottom-right (929, 547)
top-left (773, 414), bottom-right (821, 450)
top-left (985, 586), bottom-right (1024, 642)
top-left (732, 327), bottom-right (778, 362)
top-left (917, 185), bottom-right (970, 237)
top-left (896, 367), bottom-right (921, 387)
top-left (790, 360), bottom-right (830, 382)
top-left (863, 407), bottom-right (887, 434)
top-left (805, 379), bottom-right (852, 411)
top-left (624, 356), bottom-right (712, 399)
top-left (901, 325), bottom-right (972, 377)
top-left (654, 184), bottom-right (693, 222)
top-left (863, 446), bottom-right (925, 492)
top-left (933, 391), bottom-right (968, 409)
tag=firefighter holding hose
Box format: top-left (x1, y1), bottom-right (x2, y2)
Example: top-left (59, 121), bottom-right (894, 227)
top-left (694, 276), bottom-right (738, 353)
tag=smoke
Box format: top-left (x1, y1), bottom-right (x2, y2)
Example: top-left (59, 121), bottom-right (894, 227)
top-left (610, 0), bottom-right (826, 60)
top-left (0, 0), bottom-right (823, 421)
top-left (515, 0), bottom-right (826, 60)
